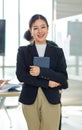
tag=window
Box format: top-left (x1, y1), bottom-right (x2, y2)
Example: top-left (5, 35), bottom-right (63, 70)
top-left (0, 0), bottom-right (52, 80)
top-left (52, 0), bottom-right (82, 80)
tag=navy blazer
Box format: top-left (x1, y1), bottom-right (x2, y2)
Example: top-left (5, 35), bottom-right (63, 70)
top-left (16, 42), bottom-right (68, 104)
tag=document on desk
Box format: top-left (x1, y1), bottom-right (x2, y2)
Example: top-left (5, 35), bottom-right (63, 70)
top-left (0, 84), bottom-right (21, 93)
top-left (33, 57), bottom-right (50, 68)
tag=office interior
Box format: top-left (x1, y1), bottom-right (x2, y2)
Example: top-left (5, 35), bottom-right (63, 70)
top-left (0, 0), bottom-right (82, 130)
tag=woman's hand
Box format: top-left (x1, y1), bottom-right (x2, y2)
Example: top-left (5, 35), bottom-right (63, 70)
top-left (29, 66), bottom-right (40, 76)
top-left (49, 80), bottom-right (61, 88)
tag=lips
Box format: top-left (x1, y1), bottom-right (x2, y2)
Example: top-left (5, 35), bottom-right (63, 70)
top-left (37, 34), bottom-right (45, 38)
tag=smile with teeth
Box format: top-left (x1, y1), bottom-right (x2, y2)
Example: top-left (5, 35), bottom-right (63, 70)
top-left (38, 34), bottom-right (44, 38)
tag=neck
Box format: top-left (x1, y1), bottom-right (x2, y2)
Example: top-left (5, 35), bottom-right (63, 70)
top-left (35, 40), bottom-right (46, 44)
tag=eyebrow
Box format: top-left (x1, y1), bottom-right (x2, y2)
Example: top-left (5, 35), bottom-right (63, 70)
top-left (33, 24), bottom-right (47, 28)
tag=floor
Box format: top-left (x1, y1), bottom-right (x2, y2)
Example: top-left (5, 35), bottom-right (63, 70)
top-left (0, 78), bottom-right (82, 130)
top-left (61, 106), bottom-right (82, 130)
top-left (0, 102), bottom-right (82, 130)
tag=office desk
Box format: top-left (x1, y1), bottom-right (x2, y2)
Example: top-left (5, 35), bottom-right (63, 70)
top-left (0, 91), bottom-right (20, 128)
top-left (0, 91), bottom-right (20, 97)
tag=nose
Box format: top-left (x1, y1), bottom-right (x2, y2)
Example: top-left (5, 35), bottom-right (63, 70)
top-left (38, 27), bottom-right (42, 33)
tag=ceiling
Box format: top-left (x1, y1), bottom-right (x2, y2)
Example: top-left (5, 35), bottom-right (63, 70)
top-left (56, 0), bottom-right (82, 19)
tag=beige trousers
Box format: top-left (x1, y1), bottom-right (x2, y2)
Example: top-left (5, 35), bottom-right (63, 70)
top-left (22, 87), bottom-right (60, 130)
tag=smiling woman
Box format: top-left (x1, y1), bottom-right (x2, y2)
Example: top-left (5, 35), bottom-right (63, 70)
top-left (16, 14), bottom-right (68, 130)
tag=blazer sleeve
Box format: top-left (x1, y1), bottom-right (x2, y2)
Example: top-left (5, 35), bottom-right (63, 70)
top-left (16, 47), bottom-right (49, 88)
top-left (38, 48), bottom-right (68, 89)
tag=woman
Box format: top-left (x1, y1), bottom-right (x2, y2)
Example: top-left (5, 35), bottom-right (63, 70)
top-left (24, 29), bottom-right (62, 130)
top-left (16, 14), bottom-right (68, 130)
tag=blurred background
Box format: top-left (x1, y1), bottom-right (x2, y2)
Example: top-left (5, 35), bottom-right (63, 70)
top-left (0, 0), bottom-right (82, 130)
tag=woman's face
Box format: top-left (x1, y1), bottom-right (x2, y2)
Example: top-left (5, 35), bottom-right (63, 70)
top-left (30, 19), bottom-right (48, 44)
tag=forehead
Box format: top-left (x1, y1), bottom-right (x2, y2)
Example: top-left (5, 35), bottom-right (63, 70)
top-left (32, 19), bottom-right (47, 27)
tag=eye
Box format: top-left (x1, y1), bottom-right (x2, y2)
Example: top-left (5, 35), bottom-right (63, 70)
top-left (33, 27), bottom-right (38, 30)
top-left (41, 26), bottom-right (47, 29)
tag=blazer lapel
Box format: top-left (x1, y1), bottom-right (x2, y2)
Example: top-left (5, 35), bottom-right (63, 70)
top-left (28, 43), bottom-right (39, 57)
top-left (44, 43), bottom-right (51, 57)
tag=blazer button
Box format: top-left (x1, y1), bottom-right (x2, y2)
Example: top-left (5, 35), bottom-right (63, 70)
top-left (41, 76), bottom-right (44, 78)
